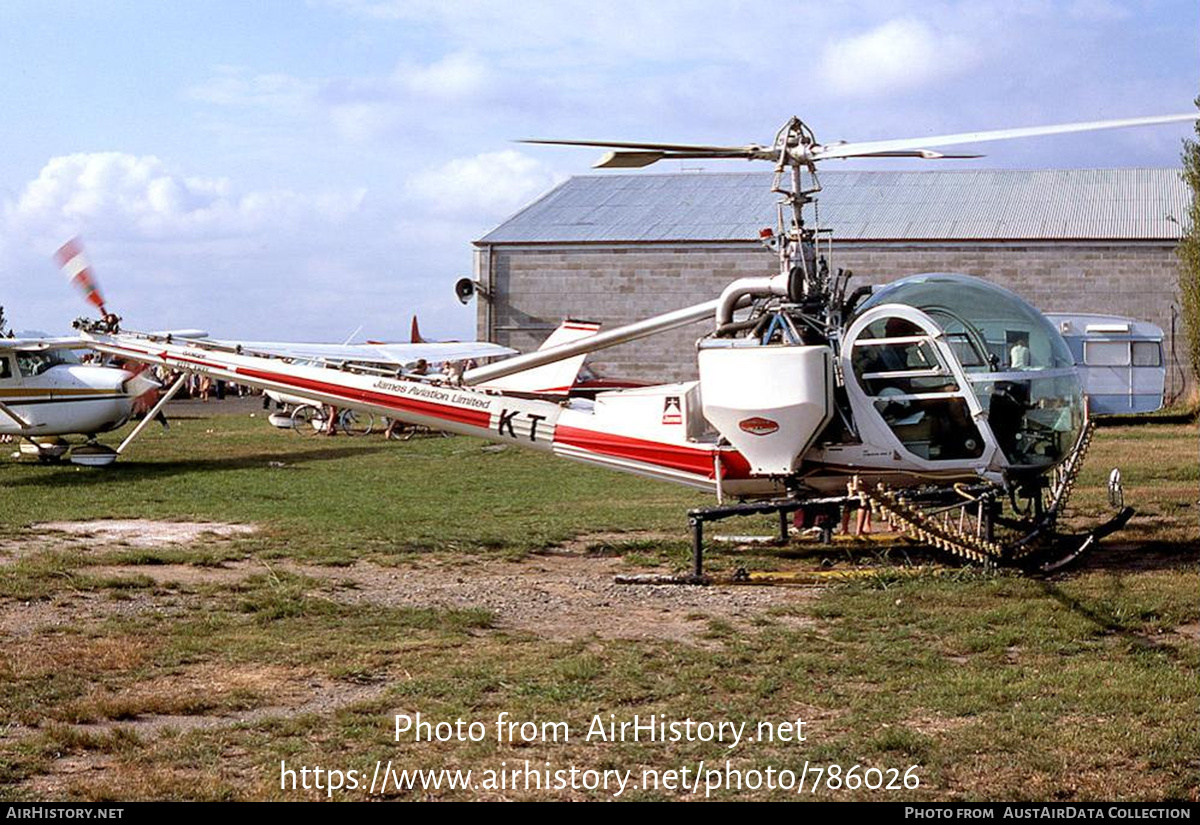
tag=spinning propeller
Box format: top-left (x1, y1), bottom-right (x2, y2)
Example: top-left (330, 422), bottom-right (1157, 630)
top-left (55, 237), bottom-right (107, 316)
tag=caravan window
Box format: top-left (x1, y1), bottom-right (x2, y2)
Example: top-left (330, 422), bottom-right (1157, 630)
top-left (1083, 341), bottom-right (1129, 367)
top-left (1083, 340), bottom-right (1162, 368)
top-left (1132, 341), bottom-right (1162, 367)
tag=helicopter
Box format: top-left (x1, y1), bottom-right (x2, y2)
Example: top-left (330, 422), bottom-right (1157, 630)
top-left (72, 112), bottom-right (1197, 575)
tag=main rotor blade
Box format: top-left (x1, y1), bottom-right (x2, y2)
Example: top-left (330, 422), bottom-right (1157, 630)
top-left (521, 138), bottom-right (762, 154)
top-left (594, 151), bottom-right (666, 169)
top-left (850, 150), bottom-right (984, 159)
top-left (521, 137), bottom-right (772, 168)
top-left (593, 150), bottom-right (764, 168)
top-left (811, 113), bottom-right (1199, 160)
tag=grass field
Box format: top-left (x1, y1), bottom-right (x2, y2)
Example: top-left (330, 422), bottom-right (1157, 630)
top-left (0, 402), bottom-right (1196, 801)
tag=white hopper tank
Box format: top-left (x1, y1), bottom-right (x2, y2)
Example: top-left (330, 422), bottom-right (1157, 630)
top-left (698, 343), bottom-right (833, 476)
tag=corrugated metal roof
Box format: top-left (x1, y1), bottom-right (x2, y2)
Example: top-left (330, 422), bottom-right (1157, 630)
top-left (477, 169), bottom-right (1189, 244)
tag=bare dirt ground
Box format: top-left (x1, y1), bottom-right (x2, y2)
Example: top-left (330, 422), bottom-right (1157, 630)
top-left (2, 519), bottom-right (816, 643)
top-left (0, 520), bottom-right (257, 561)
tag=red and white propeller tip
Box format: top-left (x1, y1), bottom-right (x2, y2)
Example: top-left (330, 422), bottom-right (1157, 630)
top-left (54, 237), bottom-right (107, 315)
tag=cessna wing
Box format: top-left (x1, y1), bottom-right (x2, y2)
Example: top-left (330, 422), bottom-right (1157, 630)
top-left (0, 336), bottom-right (95, 352)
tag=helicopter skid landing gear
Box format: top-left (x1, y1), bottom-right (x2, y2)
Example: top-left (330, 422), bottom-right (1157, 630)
top-left (848, 479), bottom-right (1134, 573)
top-left (847, 432), bottom-right (1133, 574)
top-left (1032, 506), bottom-right (1134, 573)
top-left (677, 496), bottom-right (846, 583)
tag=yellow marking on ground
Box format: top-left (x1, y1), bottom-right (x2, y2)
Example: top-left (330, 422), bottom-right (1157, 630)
top-left (739, 566), bottom-right (947, 585)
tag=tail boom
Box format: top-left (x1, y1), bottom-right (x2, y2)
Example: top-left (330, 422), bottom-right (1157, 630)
top-left (81, 330), bottom-right (757, 493)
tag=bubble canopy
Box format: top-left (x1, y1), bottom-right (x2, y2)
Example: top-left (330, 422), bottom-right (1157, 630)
top-left (852, 273), bottom-right (1085, 471)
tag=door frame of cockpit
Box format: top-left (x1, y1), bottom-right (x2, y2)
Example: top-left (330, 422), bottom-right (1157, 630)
top-left (841, 303), bottom-right (1001, 474)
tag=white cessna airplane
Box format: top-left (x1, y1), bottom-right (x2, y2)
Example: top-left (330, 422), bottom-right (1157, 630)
top-left (0, 335), bottom-right (159, 464)
top-left (1, 241), bottom-right (163, 464)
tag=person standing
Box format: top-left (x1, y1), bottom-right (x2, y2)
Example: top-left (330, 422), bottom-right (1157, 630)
top-left (1010, 334), bottom-right (1031, 370)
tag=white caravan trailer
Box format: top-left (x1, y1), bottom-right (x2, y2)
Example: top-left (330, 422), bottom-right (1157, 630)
top-left (1045, 314), bottom-right (1166, 415)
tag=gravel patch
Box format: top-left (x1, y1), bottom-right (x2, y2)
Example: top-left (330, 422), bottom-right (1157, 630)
top-left (0, 520), bottom-right (257, 565)
top-left (2, 520), bottom-right (817, 644)
top-left (334, 554), bottom-right (818, 642)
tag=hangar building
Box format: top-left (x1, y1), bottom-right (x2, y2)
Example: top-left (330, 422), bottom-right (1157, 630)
top-left (473, 169), bottom-right (1191, 400)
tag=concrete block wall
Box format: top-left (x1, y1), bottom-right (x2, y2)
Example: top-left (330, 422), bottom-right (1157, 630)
top-left (475, 240), bottom-right (1192, 402)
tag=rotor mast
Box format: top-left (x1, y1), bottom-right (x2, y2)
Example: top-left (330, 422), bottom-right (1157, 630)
top-left (767, 117), bottom-right (827, 316)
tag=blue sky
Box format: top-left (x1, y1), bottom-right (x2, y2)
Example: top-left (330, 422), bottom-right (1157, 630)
top-left (1, 0), bottom-right (1197, 340)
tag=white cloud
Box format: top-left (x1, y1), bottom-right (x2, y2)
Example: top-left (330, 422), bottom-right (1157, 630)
top-left (189, 53), bottom-right (495, 144)
top-left (4, 152), bottom-right (365, 240)
top-left (406, 150), bottom-right (563, 218)
top-left (188, 66), bottom-right (317, 113)
top-left (392, 52), bottom-right (491, 98)
top-left (326, 102), bottom-right (405, 143)
top-left (817, 18), bottom-right (978, 99)
top-left (0, 151), bottom-right (475, 342)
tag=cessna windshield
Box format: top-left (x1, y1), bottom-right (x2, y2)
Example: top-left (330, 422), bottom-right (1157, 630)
top-left (15, 348), bottom-right (79, 378)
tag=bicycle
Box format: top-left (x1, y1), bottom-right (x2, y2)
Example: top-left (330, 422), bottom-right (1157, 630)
top-left (290, 404), bottom-right (375, 436)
